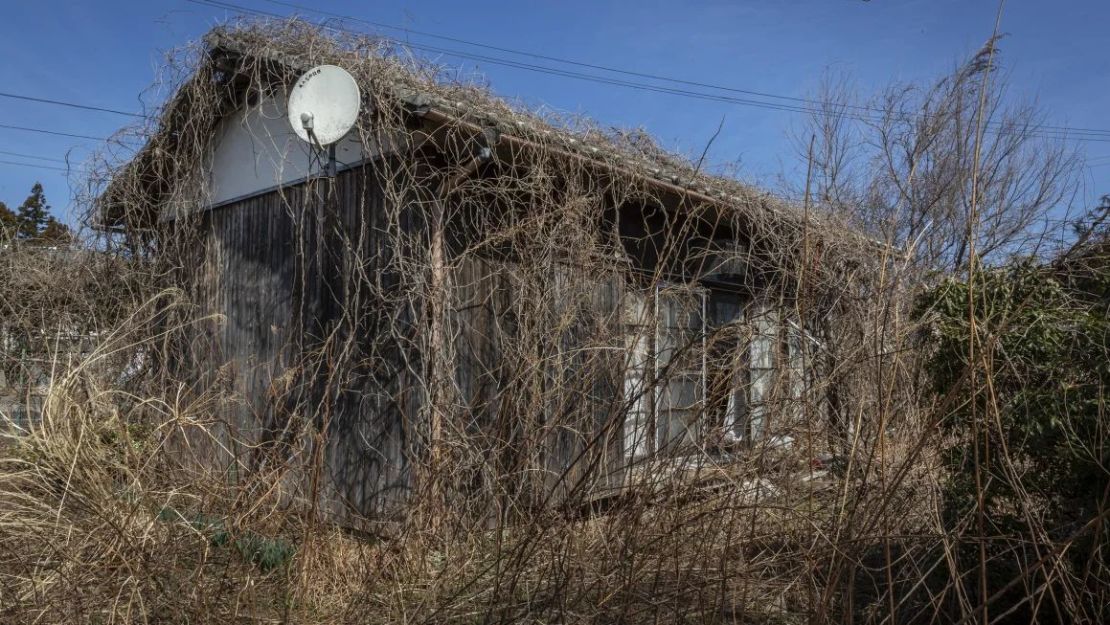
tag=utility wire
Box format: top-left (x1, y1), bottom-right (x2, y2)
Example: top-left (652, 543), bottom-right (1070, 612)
top-left (191, 1), bottom-right (907, 118)
top-left (263, 0), bottom-right (1110, 140)
top-left (0, 0), bottom-right (1098, 157)
top-left (0, 149), bottom-right (68, 164)
top-left (0, 123), bottom-right (107, 142)
top-left (257, 0), bottom-right (882, 111)
top-left (209, 0), bottom-right (1110, 141)
top-left (191, 0), bottom-right (828, 116)
top-left (0, 91), bottom-right (146, 119)
top-left (0, 158), bottom-right (69, 173)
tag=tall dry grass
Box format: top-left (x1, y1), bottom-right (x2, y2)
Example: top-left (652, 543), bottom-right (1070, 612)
top-left (0, 18), bottom-right (1105, 625)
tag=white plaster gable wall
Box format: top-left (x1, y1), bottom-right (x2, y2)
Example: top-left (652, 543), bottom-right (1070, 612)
top-left (205, 91), bottom-right (366, 208)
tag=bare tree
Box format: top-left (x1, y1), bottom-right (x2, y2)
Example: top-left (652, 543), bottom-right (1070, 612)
top-left (794, 40), bottom-right (1081, 273)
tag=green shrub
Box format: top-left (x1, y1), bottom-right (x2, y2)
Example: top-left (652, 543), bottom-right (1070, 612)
top-left (157, 506), bottom-right (295, 572)
top-left (917, 243), bottom-right (1110, 622)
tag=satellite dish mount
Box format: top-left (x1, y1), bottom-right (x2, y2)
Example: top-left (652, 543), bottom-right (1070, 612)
top-left (287, 65), bottom-right (361, 178)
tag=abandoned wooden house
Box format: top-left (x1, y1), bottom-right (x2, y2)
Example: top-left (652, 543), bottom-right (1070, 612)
top-left (98, 23), bottom-right (864, 522)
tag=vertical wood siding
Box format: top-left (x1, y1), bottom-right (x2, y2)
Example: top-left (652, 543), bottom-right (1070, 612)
top-left (182, 164), bottom-right (801, 523)
top-left (190, 164), bottom-right (414, 523)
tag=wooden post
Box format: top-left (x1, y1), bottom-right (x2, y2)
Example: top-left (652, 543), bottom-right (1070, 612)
top-left (424, 152), bottom-right (489, 519)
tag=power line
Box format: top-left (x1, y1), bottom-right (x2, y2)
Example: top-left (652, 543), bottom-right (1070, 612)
top-left (190, 0), bottom-right (838, 115)
top-left (258, 0), bottom-right (872, 109)
top-left (0, 91), bottom-right (146, 118)
top-left (0, 158), bottom-right (69, 173)
top-left (291, 0), bottom-right (1110, 140)
top-left (186, 2), bottom-right (907, 118)
top-left (0, 123), bottom-right (106, 141)
top-left (223, 0), bottom-right (1110, 141)
top-left (382, 45), bottom-right (1110, 142)
top-left (0, 150), bottom-right (68, 164)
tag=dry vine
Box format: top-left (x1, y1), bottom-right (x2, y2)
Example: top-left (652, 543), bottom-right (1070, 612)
top-left (0, 18), bottom-right (1100, 625)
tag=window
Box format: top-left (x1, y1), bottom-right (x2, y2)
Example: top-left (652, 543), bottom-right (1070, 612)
top-left (654, 285), bottom-right (705, 453)
top-left (621, 283), bottom-right (706, 460)
top-left (714, 298), bottom-right (819, 443)
top-left (621, 285), bottom-right (820, 461)
top-left (705, 290), bottom-right (747, 437)
top-left (748, 301), bottom-right (776, 440)
top-left (783, 317), bottom-right (809, 423)
top-left (622, 294), bottom-right (653, 460)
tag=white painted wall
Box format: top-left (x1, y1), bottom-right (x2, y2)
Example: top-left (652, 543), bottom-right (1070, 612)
top-left (204, 91), bottom-right (367, 208)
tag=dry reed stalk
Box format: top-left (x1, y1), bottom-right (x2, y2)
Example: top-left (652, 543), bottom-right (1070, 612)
top-left (0, 17), bottom-right (1100, 625)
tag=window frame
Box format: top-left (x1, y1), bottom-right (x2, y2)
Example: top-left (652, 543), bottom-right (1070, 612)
top-left (621, 283), bottom-right (824, 463)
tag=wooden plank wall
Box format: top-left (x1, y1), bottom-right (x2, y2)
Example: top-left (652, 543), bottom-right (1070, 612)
top-left (186, 163), bottom-right (646, 522)
top-left (188, 163), bottom-right (416, 523)
top-left (450, 257), bottom-right (629, 511)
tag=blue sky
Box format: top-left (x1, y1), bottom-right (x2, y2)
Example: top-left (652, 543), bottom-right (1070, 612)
top-left (1, 0), bottom-right (1108, 228)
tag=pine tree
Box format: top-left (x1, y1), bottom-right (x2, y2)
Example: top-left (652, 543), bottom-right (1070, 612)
top-left (39, 217), bottom-right (72, 244)
top-left (0, 201), bottom-right (17, 241)
top-left (16, 183), bottom-right (50, 240)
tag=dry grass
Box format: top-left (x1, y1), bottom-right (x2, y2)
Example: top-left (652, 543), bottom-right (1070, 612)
top-left (0, 17), bottom-right (1104, 625)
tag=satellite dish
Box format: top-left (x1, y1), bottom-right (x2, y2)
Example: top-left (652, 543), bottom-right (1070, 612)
top-left (287, 65), bottom-right (361, 146)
